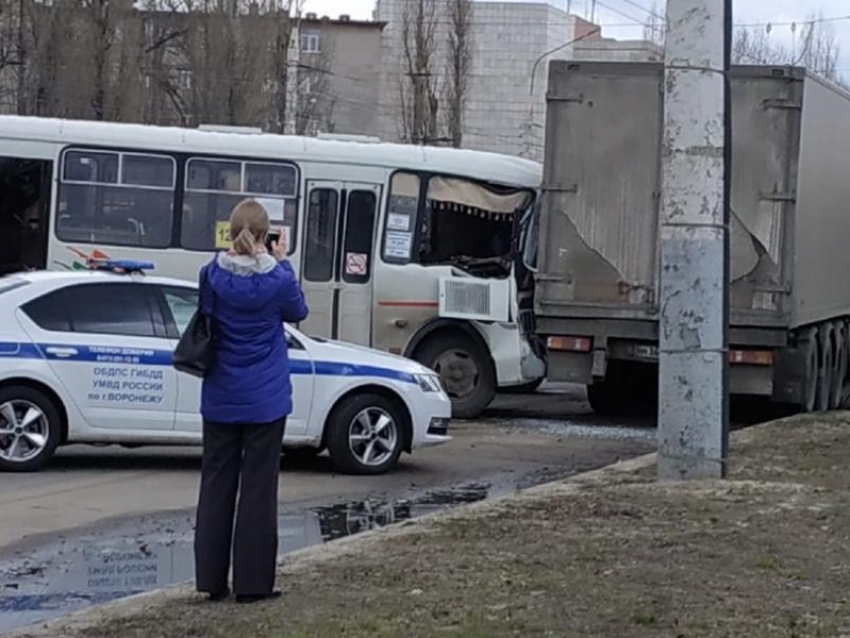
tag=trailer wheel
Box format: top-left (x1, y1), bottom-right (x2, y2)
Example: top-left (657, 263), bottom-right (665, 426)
top-left (586, 380), bottom-right (624, 416)
top-left (830, 322), bottom-right (847, 410)
top-left (586, 362), bottom-right (655, 417)
top-left (817, 325), bottom-right (834, 412)
top-left (802, 332), bottom-right (819, 413)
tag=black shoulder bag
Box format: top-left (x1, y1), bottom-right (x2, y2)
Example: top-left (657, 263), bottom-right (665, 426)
top-left (173, 266), bottom-right (216, 378)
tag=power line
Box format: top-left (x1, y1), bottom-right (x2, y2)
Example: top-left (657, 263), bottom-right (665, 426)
top-left (614, 0), bottom-right (664, 22)
top-left (735, 14), bottom-right (850, 29)
top-left (529, 26), bottom-right (602, 95)
top-left (591, 0), bottom-right (645, 26)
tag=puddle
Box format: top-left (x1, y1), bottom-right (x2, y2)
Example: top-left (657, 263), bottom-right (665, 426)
top-left (0, 483), bottom-right (491, 634)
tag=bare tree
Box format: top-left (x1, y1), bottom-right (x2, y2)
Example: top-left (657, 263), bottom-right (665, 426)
top-left (795, 16), bottom-right (841, 81)
top-left (733, 26), bottom-right (788, 65)
top-left (733, 14), bottom-right (844, 85)
top-left (444, 0), bottom-right (472, 148)
top-left (4, 0), bottom-right (341, 132)
top-left (642, 1), bottom-right (665, 48)
top-left (398, 0), bottom-right (440, 145)
top-left (0, 0), bottom-right (20, 112)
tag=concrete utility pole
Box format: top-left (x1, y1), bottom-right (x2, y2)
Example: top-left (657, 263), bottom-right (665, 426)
top-left (658, 0), bottom-right (730, 479)
top-left (284, 20), bottom-right (300, 136)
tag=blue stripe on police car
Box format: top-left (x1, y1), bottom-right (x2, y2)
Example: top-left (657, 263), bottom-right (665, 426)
top-left (0, 342), bottom-right (416, 384)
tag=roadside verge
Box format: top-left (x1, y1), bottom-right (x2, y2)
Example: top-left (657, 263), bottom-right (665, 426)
top-left (10, 413), bottom-right (850, 638)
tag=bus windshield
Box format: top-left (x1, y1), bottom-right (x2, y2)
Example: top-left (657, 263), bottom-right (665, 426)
top-left (383, 172), bottom-right (534, 279)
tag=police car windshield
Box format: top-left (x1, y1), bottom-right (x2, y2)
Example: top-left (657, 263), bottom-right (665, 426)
top-left (0, 276), bottom-right (28, 295)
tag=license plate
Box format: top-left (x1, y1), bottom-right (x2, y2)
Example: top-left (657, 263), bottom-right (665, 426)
top-left (633, 345), bottom-right (659, 359)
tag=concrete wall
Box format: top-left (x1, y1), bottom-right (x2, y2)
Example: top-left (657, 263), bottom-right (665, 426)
top-left (298, 19), bottom-right (384, 137)
top-left (573, 40), bottom-right (664, 62)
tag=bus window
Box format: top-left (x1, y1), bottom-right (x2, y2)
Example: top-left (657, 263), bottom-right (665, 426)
top-left (342, 190), bottom-right (377, 284)
top-left (304, 189), bottom-right (339, 282)
top-left (1, 157), bottom-right (52, 274)
top-left (123, 154), bottom-right (176, 188)
top-left (182, 158), bottom-right (298, 253)
top-left (382, 172), bottom-right (420, 265)
top-left (418, 176), bottom-right (532, 279)
top-left (245, 163), bottom-right (297, 196)
top-left (57, 150), bottom-right (175, 249)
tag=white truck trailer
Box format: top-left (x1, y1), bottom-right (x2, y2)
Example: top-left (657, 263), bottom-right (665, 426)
top-left (533, 62), bottom-right (850, 414)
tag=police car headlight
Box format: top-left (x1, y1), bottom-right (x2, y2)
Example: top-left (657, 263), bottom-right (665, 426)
top-left (415, 374), bottom-right (443, 393)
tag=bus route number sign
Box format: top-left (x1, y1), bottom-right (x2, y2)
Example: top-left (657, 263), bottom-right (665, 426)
top-left (215, 222), bottom-right (232, 250)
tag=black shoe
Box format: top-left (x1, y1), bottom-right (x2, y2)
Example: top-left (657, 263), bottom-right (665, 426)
top-left (207, 588), bottom-right (230, 602)
top-left (235, 589), bottom-right (282, 604)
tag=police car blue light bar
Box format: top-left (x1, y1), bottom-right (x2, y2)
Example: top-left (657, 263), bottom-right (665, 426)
top-left (86, 259), bottom-right (155, 273)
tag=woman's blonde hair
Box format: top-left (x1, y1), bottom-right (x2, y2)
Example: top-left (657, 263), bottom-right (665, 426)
top-left (229, 199), bottom-right (270, 256)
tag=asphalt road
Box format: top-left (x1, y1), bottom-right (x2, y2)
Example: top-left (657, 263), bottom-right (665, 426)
top-left (0, 384), bottom-right (659, 633)
top-left (0, 385), bottom-right (655, 552)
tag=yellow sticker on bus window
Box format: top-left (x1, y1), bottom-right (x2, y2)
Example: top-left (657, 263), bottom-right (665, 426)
top-left (215, 222), bottom-right (232, 250)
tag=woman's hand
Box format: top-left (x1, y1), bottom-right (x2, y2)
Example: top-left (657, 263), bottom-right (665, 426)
top-left (271, 228), bottom-right (288, 262)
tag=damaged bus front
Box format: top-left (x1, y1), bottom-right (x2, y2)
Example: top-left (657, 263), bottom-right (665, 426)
top-left (374, 170), bottom-right (546, 418)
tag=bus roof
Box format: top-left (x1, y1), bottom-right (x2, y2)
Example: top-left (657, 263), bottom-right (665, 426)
top-left (0, 116), bottom-right (542, 189)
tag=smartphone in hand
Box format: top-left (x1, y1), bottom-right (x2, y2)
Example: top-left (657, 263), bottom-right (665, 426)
top-left (265, 228), bottom-right (281, 253)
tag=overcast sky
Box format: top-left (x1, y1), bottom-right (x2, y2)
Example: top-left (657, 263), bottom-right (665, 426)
top-left (304, 0), bottom-right (850, 74)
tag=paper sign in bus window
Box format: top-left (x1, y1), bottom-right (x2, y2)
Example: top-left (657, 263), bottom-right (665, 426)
top-left (346, 252), bottom-right (368, 276)
top-left (385, 231), bottom-right (413, 259)
top-left (388, 212), bottom-right (411, 232)
top-left (256, 198), bottom-right (285, 221)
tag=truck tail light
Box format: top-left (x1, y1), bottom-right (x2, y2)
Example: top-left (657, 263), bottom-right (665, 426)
top-left (729, 350), bottom-right (774, 366)
top-left (547, 336), bottom-right (592, 353)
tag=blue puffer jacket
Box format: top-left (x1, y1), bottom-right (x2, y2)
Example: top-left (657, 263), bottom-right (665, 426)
top-left (200, 252), bottom-right (309, 425)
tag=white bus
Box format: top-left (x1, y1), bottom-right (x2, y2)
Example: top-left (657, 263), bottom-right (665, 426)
top-left (0, 116), bottom-right (545, 418)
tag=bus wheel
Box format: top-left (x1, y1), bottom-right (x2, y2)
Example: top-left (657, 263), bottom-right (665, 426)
top-left (416, 334), bottom-right (496, 419)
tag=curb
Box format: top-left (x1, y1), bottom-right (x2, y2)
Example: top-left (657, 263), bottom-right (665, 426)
top-left (6, 450), bottom-right (659, 638)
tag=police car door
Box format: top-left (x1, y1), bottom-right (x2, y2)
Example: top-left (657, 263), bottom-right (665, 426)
top-left (18, 282), bottom-right (177, 431)
top-left (158, 286), bottom-right (313, 436)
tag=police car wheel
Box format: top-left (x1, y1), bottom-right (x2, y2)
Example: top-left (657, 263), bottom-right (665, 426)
top-left (0, 386), bottom-right (62, 472)
top-left (326, 393), bottom-right (404, 475)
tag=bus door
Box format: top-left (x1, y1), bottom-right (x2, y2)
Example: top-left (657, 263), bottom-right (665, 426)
top-left (300, 181), bottom-right (382, 346)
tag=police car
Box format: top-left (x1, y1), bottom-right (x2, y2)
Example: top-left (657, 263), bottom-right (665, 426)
top-left (0, 262), bottom-right (451, 474)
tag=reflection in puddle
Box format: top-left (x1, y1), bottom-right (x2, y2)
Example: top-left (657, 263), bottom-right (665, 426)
top-left (0, 483), bottom-right (490, 634)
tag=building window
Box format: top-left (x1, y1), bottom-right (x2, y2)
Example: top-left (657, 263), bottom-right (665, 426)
top-left (176, 69), bottom-right (193, 90)
top-left (300, 30), bottom-right (322, 54)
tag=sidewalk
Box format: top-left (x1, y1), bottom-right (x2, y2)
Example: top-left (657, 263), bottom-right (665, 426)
top-left (14, 414), bottom-right (850, 638)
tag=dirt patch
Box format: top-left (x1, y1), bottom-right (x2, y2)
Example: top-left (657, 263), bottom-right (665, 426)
top-left (14, 415), bottom-right (850, 638)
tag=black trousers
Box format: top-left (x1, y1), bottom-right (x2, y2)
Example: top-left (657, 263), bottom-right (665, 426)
top-left (195, 418), bottom-right (285, 597)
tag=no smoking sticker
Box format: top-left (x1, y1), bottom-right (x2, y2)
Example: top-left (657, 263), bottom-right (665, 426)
top-left (345, 252), bottom-right (368, 276)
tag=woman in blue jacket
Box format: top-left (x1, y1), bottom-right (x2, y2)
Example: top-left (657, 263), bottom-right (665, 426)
top-left (194, 199), bottom-right (308, 604)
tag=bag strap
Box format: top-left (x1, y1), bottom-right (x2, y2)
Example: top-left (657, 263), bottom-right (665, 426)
top-left (199, 263), bottom-right (216, 317)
